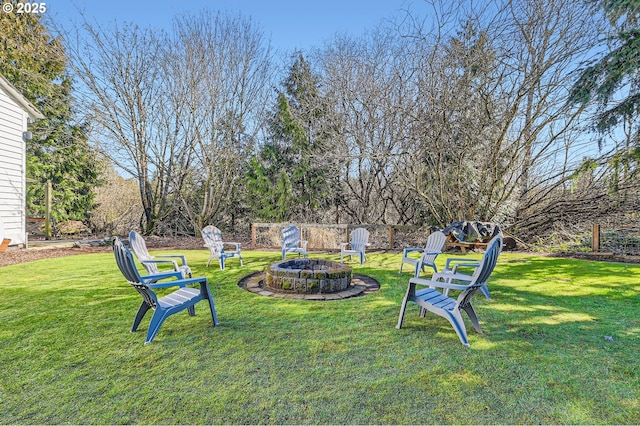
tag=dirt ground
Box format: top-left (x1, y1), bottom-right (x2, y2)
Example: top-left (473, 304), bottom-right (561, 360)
top-left (0, 236), bottom-right (205, 268)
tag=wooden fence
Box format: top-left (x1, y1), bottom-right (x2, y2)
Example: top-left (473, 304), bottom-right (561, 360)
top-left (250, 223), bottom-right (429, 251)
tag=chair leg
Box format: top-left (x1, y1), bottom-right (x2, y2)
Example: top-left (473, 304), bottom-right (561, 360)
top-left (145, 309), bottom-right (169, 344)
top-left (219, 256), bottom-right (225, 271)
top-left (359, 252), bottom-right (365, 265)
top-left (132, 302), bottom-right (152, 332)
top-left (444, 310), bottom-right (470, 347)
top-left (461, 304), bottom-right (483, 334)
top-left (206, 255), bottom-right (213, 268)
top-left (202, 282), bottom-right (219, 326)
top-left (239, 252), bottom-right (243, 266)
top-left (396, 286), bottom-right (413, 329)
top-left (480, 283), bottom-right (491, 300)
top-left (396, 297), bottom-right (409, 329)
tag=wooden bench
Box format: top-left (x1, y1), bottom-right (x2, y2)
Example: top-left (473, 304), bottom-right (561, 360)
top-left (445, 235), bottom-right (488, 254)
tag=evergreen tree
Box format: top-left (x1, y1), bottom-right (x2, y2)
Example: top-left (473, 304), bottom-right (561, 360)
top-left (570, 0), bottom-right (640, 184)
top-left (246, 52), bottom-right (336, 222)
top-left (0, 6), bottom-right (99, 222)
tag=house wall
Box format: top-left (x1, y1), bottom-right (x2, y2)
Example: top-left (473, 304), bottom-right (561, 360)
top-left (0, 86), bottom-right (28, 246)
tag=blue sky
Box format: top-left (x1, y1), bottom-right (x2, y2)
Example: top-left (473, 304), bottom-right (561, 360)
top-left (49, 0), bottom-right (422, 53)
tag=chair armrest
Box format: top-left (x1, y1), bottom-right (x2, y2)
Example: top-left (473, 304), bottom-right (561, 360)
top-left (142, 258), bottom-right (180, 270)
top-left (432, 271), bottom-right (473, 283)
top-left (148, 275), bottom-right (207, 289)
top-left (140, 270), bottom-right (183, 284)
top-left (403, 247), bottom-right (424, 256)
top-left (222, 242), bottom-right (241, 250)
top-left (156, 254), bottom-right (188, 266)
top-left (444, 257), bottom-right (479, 270)
top-left (409, 276), bottom-right (469, 292)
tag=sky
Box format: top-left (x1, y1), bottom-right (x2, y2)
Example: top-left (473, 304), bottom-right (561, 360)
top-left (47, 0), bottom-right (422, 54)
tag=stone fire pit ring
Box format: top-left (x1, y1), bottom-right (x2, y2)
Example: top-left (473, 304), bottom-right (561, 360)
top-left (266, 258), bottom-right (352, 294)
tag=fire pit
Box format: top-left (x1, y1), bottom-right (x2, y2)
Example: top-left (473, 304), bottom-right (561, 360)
top-left (265, 259), bottom-right (352, 294)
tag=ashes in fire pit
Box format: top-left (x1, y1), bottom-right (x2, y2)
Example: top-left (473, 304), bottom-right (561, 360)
top-left (265, 259), bottom-right (352, 294)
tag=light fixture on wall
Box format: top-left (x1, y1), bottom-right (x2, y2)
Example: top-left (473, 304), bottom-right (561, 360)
top-left (22, 131), bottom-right (33, 141)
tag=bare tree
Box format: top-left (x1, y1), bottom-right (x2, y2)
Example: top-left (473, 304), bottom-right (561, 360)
top-left (65, 11), bottom-right (272, 235)
top-left (398, 0), bottom-right (604, 229)
top-left (316, 28), bottom-right (419, 224)
top-left (164, 12), bottom-right (273, 234)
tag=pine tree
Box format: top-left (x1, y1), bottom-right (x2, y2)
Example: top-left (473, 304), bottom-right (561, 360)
top-left (570, 0), bottom-right (640, 185)
top-left (246, 53), bottom-right (336, 222)
top-left (0, 5), bottom-right (99, 223)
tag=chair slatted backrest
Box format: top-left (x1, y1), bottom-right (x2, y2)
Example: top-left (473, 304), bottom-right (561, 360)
top-left (128, 230), bottom-right (160, 274)
top-left (113, 237), bottom-right (157, 308)
top-left (202, 225), bottom-right (224, 256)
top-left (423, 231), bottom-right (446, 265)
top-left (282, 225), bottom-right (301, 249)
top-left (457, 235), bottom-right (503, 307)
top-left (350, 228), bottom-right (369, 252)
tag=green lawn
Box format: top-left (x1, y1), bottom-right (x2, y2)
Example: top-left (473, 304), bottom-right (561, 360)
top-left (0, 249), bottom-right (638, 424)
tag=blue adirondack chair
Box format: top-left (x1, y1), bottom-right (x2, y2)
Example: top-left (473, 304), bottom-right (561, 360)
top-left (201, 225), bottom-right (243, 270)
top-left (340, 227), bottom-right (370, 265)
top-left (281, 225), bottom-right (308, 260)
top-left (396, 235), bottom-right (502, 347)
top-left (399, 230), bottom-right (447, 276)
top-left (113, 237), bottom-right (218, 344)
top-left (129, 230), bottom-right (191, 278)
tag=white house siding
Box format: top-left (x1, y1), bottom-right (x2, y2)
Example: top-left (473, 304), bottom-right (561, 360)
top-left (0, 87), bottom-right (28, 246)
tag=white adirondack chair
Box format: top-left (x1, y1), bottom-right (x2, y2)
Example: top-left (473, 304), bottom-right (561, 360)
top-left (437, 233), bottom-right (504, 299)
top-left (128, 230), bottom-right (192, 278)
top-left (201, 225), bottom-right (243, 270)
top-left (396, 235), bottom-right (503, 347)
top-left (340, 227), bottom-right (370, 265)
top-left (399, 231), bottom-right (447, 276)
top-left (281, 225), bottom-right (307, 260)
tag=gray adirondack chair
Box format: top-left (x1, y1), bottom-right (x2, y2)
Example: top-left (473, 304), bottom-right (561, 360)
top-left (128, 230), bottom-right (191, 278)
top-left (201, 225), bottom-right (243, 270)
top-left (437, 234), bottom-right (504, 299)
top-left (396, 235), bottom-right (502, 347)
top-left (113, 237), bottom-right (218, 344)
top-left (399, 230), bottom-right (447, 276)
top-left (340, 227), bottom-right (370, 265)
top-left (281, 225), bottom-right (308, 260)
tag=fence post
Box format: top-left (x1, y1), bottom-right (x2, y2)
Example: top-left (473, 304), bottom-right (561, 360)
top-left (45, 180), bottom-right (52, 240)
top-left (251, 223), bottom-right (256, 249)
top-left (592, 223), bottom-right (600, 253)
top-left (389, 226), bottom-right (395, 250)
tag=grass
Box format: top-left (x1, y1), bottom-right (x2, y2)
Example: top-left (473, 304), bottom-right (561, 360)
top-left (0, 248), bottom-right (639, 424)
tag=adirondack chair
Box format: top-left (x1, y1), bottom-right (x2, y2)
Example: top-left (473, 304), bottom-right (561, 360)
top-left (340, 227), bottom-right (370, 265)
top-left (396, 235), bottom-right (502, 347)
top-left (201, 225), bottom-right (243, 270)
top-left (281, 225), bottom-right (308, 260)
top-left (0, 216), bottom-right (10, 252)
top-left (128, 230), bottom-right (191, 278)
top-left (438, 234), bottom-right (504, 300)
top-left (113, 237), bottom-right (218, 344)
top-left (399, 231), bottom-right (447, 276)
